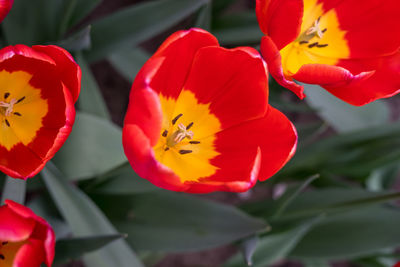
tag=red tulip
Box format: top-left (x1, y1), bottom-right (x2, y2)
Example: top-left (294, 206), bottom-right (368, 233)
top-left (256, 0), bottom-right (400, 105)
top-left (394, 262), bottom-right (400, 267)
top-left (0, 45), bottom-right (81, 179)
top-left (123, 28), bottom-right (297, 193)
top-left (0, 0), bottom-right (12, 22)
top-left (0, 200), bottom-right (55, 267)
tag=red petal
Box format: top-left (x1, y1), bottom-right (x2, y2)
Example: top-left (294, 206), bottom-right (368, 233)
top-left (0, 201), bottom-right (35, 242)
top-left (33, 45), bottom-right (81, 103)
top-left (13, 239), bottom-right (46, 267)
top-left (184, 148), bottom-right (261, 193)
top-left (0, 0), bottom-right (12, 22)
top-left (260, 36), bottom-right (306, 99)
top-left (208, 105), bottom-right (297, 184)
top-left (183, 46), bottom-right (268, 130)
top-left (122, 124), bottom-right (186, 191)
top-left (256, 0), bottom-right (303, 49)
top-left (6, 201), bottom-right (56, 266)
top-left (329, 52), bottom-right (400, 105)
top-left (124, 86), bottom-right (163, 146)
top-left (141, 28), bottom-right (218, 99)
top-left (292, 63), bottom-right (373, 89)
top-left (331, 0), bottom-right (400, 57)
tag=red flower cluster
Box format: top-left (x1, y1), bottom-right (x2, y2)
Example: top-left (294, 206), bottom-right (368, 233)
top-left (256, 0), bottom-right (400, 105)
top-left (123, 29), bottom-right (297, 193)
top-left (0, 200), bottom-right (55, 267)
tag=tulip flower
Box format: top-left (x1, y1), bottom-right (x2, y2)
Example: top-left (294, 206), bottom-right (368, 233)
top-left (0, 0), bottom-right (12, 22)
top-left (0, 200), bottom-right (55, 267)
top-left (123, 28), bottom-right (297, 193)
top-left (0, 45), bottom-right (81, 179)
top-left (256, 0), bottom-right (400, 105)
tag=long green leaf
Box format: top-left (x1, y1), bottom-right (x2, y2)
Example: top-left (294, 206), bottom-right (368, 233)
top-left (76, 54), bottom-right (111, 119)
top-left (92, 191), bottom-right (269, 252)
top-left (290, 206), bottom-right (400, 260)
top-left (87, 0), bottom-right (209, 62)
top-left (225, 216), bottom-right (323, 267)
top-left (304, 84), bottom-right (390, 133)
top-left (54, 234), bottom-right (124, 264)
top-left (1, 176), bottom-right (26, 204)
top-left (52, 112), bottom-right (126, 180)
top-left (41, 163), bottom-right (144, 267)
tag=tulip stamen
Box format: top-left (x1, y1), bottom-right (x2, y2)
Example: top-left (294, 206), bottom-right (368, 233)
top-left (0, 254), bottom-right (4, 260)
top-left (189, 141), bottom-right (200, 144)
top-left (4, 92), bottom-right (9, 99)
top-left (306, 16), bottom-right (325, 39)
top-left (162, 130), bottom-right (168, 137)
top-left (172, 113), bottom-right (183, 125)
top-left (0, 98), bottom-right (17, 116)
top-left (164, 121), bottom-right (194, 148)
top-left (179, 150), bottom-right (192, 154)
top-left (299, 41), bottom-right (309, 44)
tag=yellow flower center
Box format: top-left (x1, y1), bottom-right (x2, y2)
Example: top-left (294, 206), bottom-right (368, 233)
top-left (0, 71), bottom-right (48, 150)
top-left (0, 240), bottom-right (27, 267)
top-left (279, 0), bottom-right (350, 75)
top-left (153, 90), bottom-right (221, 182)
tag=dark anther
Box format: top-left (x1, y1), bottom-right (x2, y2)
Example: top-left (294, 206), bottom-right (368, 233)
top-left (308, 42), bottom-right (319, 48)
top-left (317, 16), bottom-right (321, 22)
top-left (186, 122), bottom-right (193, 130)
top-left (172, 113), bottom-right (183, 125)
top-left (4, 92), bottom-right (9, 99)
top-left (5, 119), bottom-right (10, 127)
top-left (189, 141), bottom-right (200, 144)
top-left (299, 41), bottom-right (309, 44)
top-left (322, 28), bottom-right (327, 33)
top-left (2, 242), bottom-right (8, 245)
top-left (16, 96), bottom-right (25, 104)
top-left (13, 112), bottom-right (22, 116)
top-left (164, 147), bottom-right (170, 151)
top-left (162, 130), bottom-right (168, 137)
top-left (0, 254), bottom-right (4, 260)
top-left (179, 150), bottom-right (192, 154)
top-left (316, 44), bottom-right (329, 48)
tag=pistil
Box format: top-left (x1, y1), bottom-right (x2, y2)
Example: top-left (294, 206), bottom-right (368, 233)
top-left (0, 98), bottom-right (17, 116)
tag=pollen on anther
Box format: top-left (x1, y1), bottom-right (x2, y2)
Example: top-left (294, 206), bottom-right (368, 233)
top-left (162, 130), bottom-right (168, 137)
top-left (4, 92), bottom-right (9, 99)
top-left (299, 41), bottom-right (309, 44)
top-left (13, 112), bottom-right (22, 116)
top-left (5, 119), bottom-right (10, 127)
top-left (322, 28), bottom-right (327, 33)
top-left (189, 141), bottom-right (200, 144)
top-left (308, 42), bottom-right (318, 48)
top-left (316, 44), bottom-right (329, 48)
top-left (179, 150), bottom-right (192, 154)
top-left (1, 242), bottom-right (8, 245)
top-left (164, 147), bottom-right (170, 151)
top-left (0, 254), bottom-right (5, 260)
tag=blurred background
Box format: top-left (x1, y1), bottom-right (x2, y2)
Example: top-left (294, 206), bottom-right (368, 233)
top-left (0, 0), bottom-right (399, 266)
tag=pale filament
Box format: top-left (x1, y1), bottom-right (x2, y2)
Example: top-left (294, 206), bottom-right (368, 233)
top-left (0, 98), bottom-right (17, 116)
top-left (306, 17), bottom-right (324, 39)
top-left (174, 123), bottom-right (194, 143)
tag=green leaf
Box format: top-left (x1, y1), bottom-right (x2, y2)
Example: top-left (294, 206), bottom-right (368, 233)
top-left (76, 54), bottom-right (111, 119)
top-left (87, 0), bottom-right (209, 62)
top-left (240, 235), bottom-right (259, 266)
top-left (225, 216), bottom-right (323, 267)
top-left (52, 112), bottom-right (126, 180)
top-left (41, 163), bottom-right (144, 267)
top-left (290, 206), bottom-right (400, 260)
top-left (108, 48), bottom-right (150, 83)
top-left (88, 164), bottom-right (159, 195)
top-left (92, 191), bottom-right (269, 252)
top-left (274, 174), bottom-right (320, 218)
top-left (195, 2), bottom-right (212, 30)
top-left (54, 234), bottom-right (124, 264)
top-left (281, 122), bottom-right (400, 178)
top-left (1, 176), bottom-right (26, 204)
top-left (58, 0), bottom-right (102, 36)
top-left (2, 0), bottom-right (64, 44)
top-left (303, 84), bottom-right (390, 133)
top-left (276, 188), bottom-right (400, 220)
top-left (213, 25), bottom-right (263, 45)
top-left (58, 26), bottom-right (92, 52)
